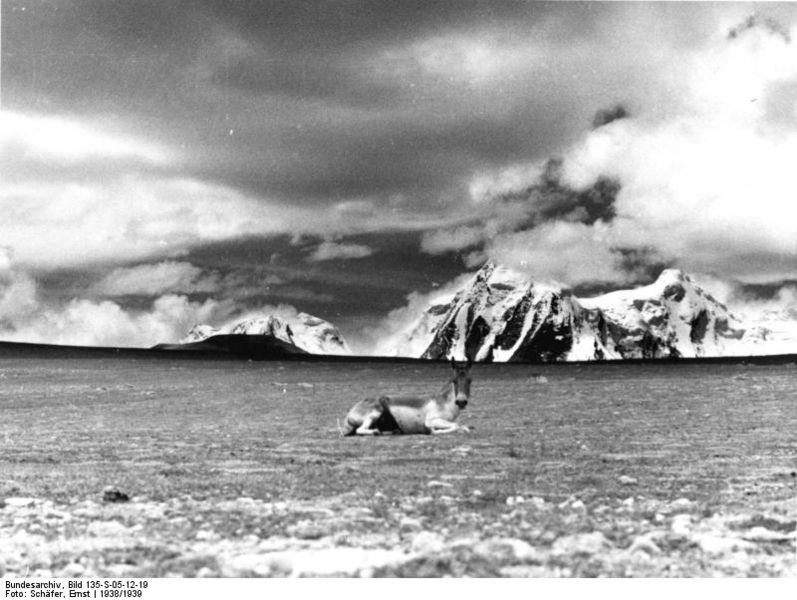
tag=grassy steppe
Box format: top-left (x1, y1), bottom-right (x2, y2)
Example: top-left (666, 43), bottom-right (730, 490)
top-left (0, 359), bottom-right (794, 577)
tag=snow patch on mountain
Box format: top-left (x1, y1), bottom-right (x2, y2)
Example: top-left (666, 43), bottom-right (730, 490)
top-left (393, 262), bottom-right (615, 362)
top-left (181, 312), bottom-right (351, 355)
top-left (181, 324), bottom-right (221, 344)
top-left (390, 263), bottom-right (797, 361)
top-left (580, 269), bottom-right (747, 358)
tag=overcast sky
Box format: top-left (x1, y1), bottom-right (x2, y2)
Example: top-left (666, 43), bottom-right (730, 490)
top-left (2, 1), bottom-right (796, 351)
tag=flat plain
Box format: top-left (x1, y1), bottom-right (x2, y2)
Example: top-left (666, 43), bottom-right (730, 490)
top-left (0, 357), bottom-right (795, 577)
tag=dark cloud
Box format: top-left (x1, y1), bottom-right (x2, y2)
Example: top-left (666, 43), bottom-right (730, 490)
top-left (727, 13), bottom-right (791, 43)
top-left (592, 104), bottom-right (630, 129)
top-left (497, 158), bottom-right (620, 228)
top-left (3, 0), bottom-right (724, 208)
top-left (735, 280), bottom-right (797, 301)
top-left (611, 246), bottom-right (675, 283)
top-left (5, 0), bottom-right (797, 347)
top-left (178, 230), bottom-right (466, 318)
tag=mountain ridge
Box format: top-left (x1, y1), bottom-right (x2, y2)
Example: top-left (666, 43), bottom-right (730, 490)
top-left (181, 311), bottom-right (351, 356)
top-left (387, 262), bottom-right (797, 362)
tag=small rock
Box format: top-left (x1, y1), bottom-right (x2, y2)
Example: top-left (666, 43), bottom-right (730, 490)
top-left (557, 495), bottom-right (577, 509)
top-left (628, 534), bottom-right (661, 555)
top-left (342, 507), bottom-right (374, 519)
top-left (427, 480), bottom-right (453, 489)
top-left (540, 531), bottom-right (558, 544)
top-left (693, 534), bottom-right (756, 556)
top-left (222, 553), bottom-right (279, 577)
top-left (570, 499), bottom-right (586, 511)
top-left (552, 532), bottom-right (611, 555)
top-left (474, 538), bottom-right (543, 563)
top-left (668, 498), bottom-right (695, 513)
top-left (671, 514), bottom-right (692, 535)
top-left (506, 495), bottom-right (525, 506)
top-left (619, 475), bottom-right (638, 486)
top-left (411, 531), bottom-right (445, 554)
top-left (500, 565), bottom-right (550, 577)
top-left (399, 517), bottom-right (423, 532)
top-left (102, 486), bottom-right (130, 503)
top-left (741, 527), bottom-right (793, 543)
top-left (195, 530), bottom-right (219, 541)
top-left (2, 497), bottom-right (39, 508)
top-left (529, 496), bottom-right (547, 510)
top-left (286, 521), bottom-right (330, 540)
top-left (274, 548), bottom-right (411, 577)
top-left (196, 567), bottom-right (215, 578)
top-left (87, 520), bottom-right (130, 537)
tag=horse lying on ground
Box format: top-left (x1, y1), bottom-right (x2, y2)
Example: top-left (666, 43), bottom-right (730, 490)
top-left (339, 359), bottom-right (472, 436)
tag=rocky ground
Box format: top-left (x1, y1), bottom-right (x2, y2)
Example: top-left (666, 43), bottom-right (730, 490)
top-left (1, 359), bottom-right (795, 577)
top-left (1, 482), bottom-right (794, 577)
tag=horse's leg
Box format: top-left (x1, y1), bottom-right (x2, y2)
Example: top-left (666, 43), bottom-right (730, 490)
top-left (343, 398), bottom-right (382, 436)
top-left (427, 418), bottom-right (469, 434)
top-left (354, 408), bottom-right (384, 435)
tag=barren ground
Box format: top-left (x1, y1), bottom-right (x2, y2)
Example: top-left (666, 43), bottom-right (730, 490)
top-left (0, 358), bottom-right (795, 577)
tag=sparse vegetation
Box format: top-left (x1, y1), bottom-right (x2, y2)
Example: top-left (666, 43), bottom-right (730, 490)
top-left (0, 358), bottom-right (795, 577)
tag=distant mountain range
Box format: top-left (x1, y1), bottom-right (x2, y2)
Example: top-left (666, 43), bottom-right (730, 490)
top-left (168, 262), bottom-right (797, 362)
top-left (177, 312), bottom-right (351, 356)
top-left (388, 262), bottom-right (797, 361)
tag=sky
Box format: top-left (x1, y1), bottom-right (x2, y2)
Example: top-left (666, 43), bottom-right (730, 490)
top-left (1, 1), bottom-right (797, 352)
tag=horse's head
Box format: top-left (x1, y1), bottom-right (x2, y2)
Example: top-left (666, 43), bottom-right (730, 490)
top-left (450, 357), bottom-right (472, 409)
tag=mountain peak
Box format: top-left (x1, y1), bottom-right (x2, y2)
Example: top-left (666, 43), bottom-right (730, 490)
top-left (473, 260), bottom-right (497, 282)
top-left (654, 268), bottom-right (689, 285)
top-left (180, 311), bottom-right (351, 355)
top-left (391, 261), bottom-right (789, 361)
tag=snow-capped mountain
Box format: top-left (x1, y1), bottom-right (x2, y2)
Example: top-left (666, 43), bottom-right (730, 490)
top-left (390, 262), bottom-right (797, 361)
top-left (181, 312), bottom-right (351, 355)
top-left (579, 269), bottom-right (747, 358)
top-left (736, 305), bottom-right (797, 356)
top-left (181, 324), bottom-right (221, 344)
top-left (391, 262), bottom-right (615, 362)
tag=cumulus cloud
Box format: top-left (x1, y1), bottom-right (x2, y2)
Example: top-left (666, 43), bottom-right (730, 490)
top-left (361, 272), bottom-right (476, 356)
top-left (0, 111), bottom-right (170, 166)
top-left (0, 249), bottom-right (237, 347)
top-left (0, 110), bottom-right (472, 273)
top-left (307, 241), bottom-right (374, 262)
top-left (0, 111), bottom-right (300, 270)
top-left (424, 159), bottom-right (622, 270)
top-left (689, 273), bottom-right (797, 349)
top-left (93, 261), bottom-right (219, 296)
top-left (459, 17), bottom-right (797, 287)
top-left (0, 248), bottom-right (38, 325)
top-left (0, 252), bottom-right (326, 348)
top-left (420, 226), bottom-right (486, 255)
top-left (1, 294), bottom-right (227, 348)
